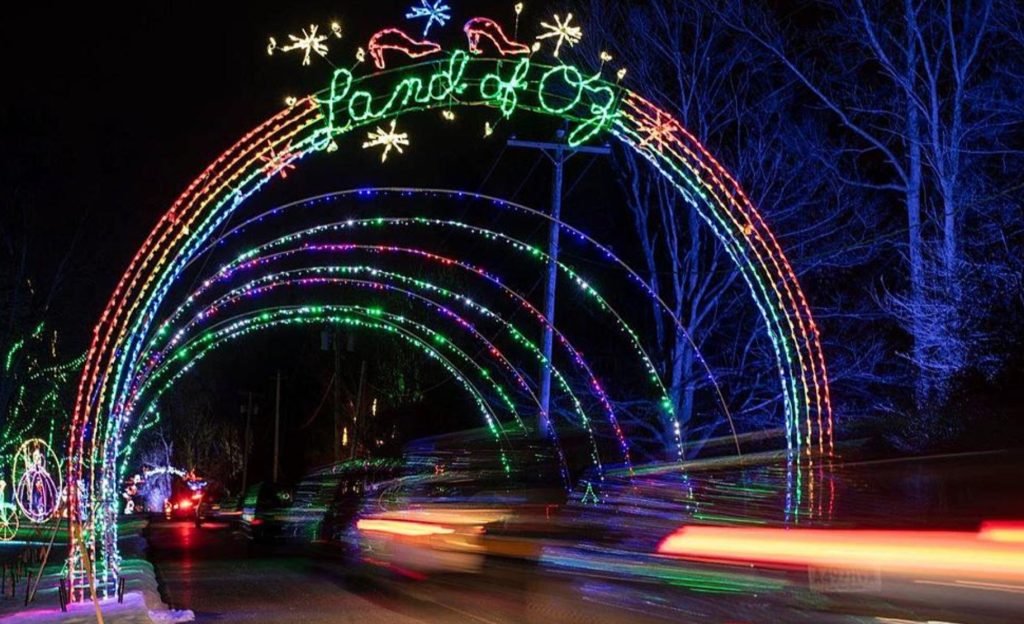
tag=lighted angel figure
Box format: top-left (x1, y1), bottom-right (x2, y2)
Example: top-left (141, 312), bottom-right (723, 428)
top-left (13, 439), bottom-right (60, 523)
top-left (27, 445), bottom-right (43, 471)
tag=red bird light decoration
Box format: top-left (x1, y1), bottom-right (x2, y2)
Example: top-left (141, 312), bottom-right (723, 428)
top-left (367, 28), bottom-right (443, 70)
top-left (464, 17), bottom-right (532, 56)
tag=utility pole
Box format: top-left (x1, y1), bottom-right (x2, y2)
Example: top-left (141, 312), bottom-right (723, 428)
top-left (239, 391), bottom-right (258, 498)
top-left (508, 130), bottom-right (609, 436)
top-left (333, 331), bottom-right (342, 463)
top-left (324, 329), bottom-right (357, 463)
top-left (351, 360), bottom-right (367, 460)
top-left (273, 370), bottom-right (282, 483)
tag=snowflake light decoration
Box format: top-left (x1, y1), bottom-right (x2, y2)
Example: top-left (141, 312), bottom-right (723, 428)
top-left (637, 111), bottom-right (678, 153)
top-left (405, 1), bottom-right (452, 37)
top-left (362, 120), bottom-right (410, 162)
top-left (280, 24), bottom-right (330, 66)
top-left (536, 13), bottom-right (582, 58)
top-left (261, 141), bottom-right (298, 179)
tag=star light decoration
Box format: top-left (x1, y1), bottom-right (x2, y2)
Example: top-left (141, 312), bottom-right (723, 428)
top-left (406, 0), bottom-right (452, 37)
top-left (279, 24), bottom-right (330, 66)
top-left (637, 110), bottom-right (678, 154)
top-left (536, 13), bottom-right (582, 58)
top-left (260, 141), bottom-right (298, 179)
top-left (362, 120), bottom-right (410, 162)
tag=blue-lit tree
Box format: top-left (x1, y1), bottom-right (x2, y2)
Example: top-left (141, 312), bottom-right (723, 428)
top-left (580, 0), bottom-right (893, 453)
top-left (579, 0), bottom-right (1024, 449)
top-left (717, 0), bottom-right (1024, 443)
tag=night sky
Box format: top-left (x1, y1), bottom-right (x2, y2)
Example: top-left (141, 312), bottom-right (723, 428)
top-left (3, 0), bottom-right (565, 351)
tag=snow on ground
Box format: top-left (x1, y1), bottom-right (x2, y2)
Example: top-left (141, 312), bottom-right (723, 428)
top-left (1, 591), bottom-right (154, 624)
top-left (0, 521), bottom-right (194, 623)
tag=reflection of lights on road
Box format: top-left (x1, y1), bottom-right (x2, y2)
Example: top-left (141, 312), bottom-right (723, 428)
top-left (657, 524), bottom-right (1024, 581)
top-left (914, 578), bottom-right (1024, 595)
top-left (876, 619), bottom-right (972, 624)
top-left (875, 620), bottom-right (966, 624)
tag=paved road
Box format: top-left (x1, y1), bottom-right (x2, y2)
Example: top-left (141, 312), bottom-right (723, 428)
top-left (145, 519), bottom-right (887, 624)
top-left (149, 519), bottom-right (672, 623)
top-left (147, 520), bottom-right (428, 623)
top-left (126, 454), bottom-right (1024, 623)
top-left (147, 517), bottom-right (1024, 624)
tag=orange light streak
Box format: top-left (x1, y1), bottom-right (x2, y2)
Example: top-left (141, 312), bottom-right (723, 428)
top-left (658, 525), bottom-right (1024, 581)
top-left (357, 519), bottom-right (456, 537)
top-left (980, 521), bottom-right (1024, 544)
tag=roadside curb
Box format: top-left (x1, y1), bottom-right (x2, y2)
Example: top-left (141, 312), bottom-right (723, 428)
top-left (125, 524), bottom-right (194, 623)
top-left (0, 519), bottom-right (193, 623)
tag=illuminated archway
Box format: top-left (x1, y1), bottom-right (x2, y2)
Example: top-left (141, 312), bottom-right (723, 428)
top-left (111, 187), bottom-right (748, 498)
top-left (67, 12), bottom-right (832, 596)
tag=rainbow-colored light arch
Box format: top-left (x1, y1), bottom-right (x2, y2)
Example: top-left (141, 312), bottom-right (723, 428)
top-left (67, 45), bottom-right (832, 594)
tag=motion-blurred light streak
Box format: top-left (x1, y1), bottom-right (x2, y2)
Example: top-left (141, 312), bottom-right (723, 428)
top-left (357, 519), bottom-right (456, 537)
top-left (657, 525), bottom-right (1024, 581)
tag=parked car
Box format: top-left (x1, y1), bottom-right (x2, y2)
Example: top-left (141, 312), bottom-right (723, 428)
top-left (355, 430), bottom-right (565, 574)
top-left (163, 477), bottom-right (205, 523)
top-left (240, 482), bottom-right (294, 542)
top-left (286, 458), bottom-right (404, 546)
